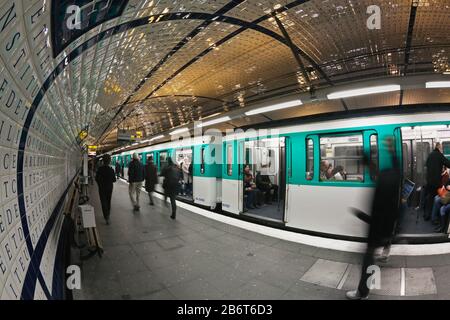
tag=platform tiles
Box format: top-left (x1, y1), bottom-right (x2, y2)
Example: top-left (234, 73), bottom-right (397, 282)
top-left (300, 259), bottom-right (437, 297)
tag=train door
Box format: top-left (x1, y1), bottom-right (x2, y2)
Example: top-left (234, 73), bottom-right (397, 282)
top-left (221, 140), bottom-right (243, 214)
top-left (397, 125), bottom-right (450, 234)
top-left (241, 137), bottom-right (286, 222)
top-left (175, 147), bottom-right (194, 202)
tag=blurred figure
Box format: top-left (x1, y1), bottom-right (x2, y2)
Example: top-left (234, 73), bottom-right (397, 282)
top-left (115, 161), bottom-right (121, 178)
top-left (162, 157), bottom-right (178, 219)
top-left (128, 153), bottom-right (145, 211)
top-left (347, 136), bottom-right (402, 300)
top-left (144, 156), bottom-right (158, 206)
top-left (424, 143), bottom-right (450, 220)
top-left (95, 154), bottom-right (116, 225)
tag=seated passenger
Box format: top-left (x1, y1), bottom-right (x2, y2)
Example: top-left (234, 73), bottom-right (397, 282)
top-left (244, 165), bottom-right (258, 209)
top-left (320, 160), bottom-right (329, 181)
top-left (431, 181), bottom-right (450, 231)
top-left (256, 172), bottom-right (279, 204)
top-left (331, 166), bottom-right (347, 181)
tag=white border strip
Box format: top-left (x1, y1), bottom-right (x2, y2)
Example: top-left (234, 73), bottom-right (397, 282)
top-left (118, 179), bottom-right (450, 256)
top-left (400, 268), bottom-right (406, 296)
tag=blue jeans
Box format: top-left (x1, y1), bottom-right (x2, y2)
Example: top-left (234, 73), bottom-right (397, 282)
top-left (431, 196), bottom-right (442, 221)
top-left (245, 189), bottom-right (256, 209)
top-left (440, 204), bottom-right (450, 217)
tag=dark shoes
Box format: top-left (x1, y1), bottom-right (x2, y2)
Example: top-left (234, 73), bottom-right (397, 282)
top-left (149, 202), bottom-right (154, 206)
top-left (133, 205), bottom-right (140, 211)
top-left (170, 214), bottom-right (176, 220)
top-left (105, 219), bottom-right (110, 225)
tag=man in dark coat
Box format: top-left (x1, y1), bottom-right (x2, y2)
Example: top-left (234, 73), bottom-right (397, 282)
top-left (144, 156), bottom-right (158, 205)
top-left (161, 157), bottom-right (178, 219)
top-left (115, 161), bottom-right (121, 178)
top-left (424, 142), bottom-right (450, 220)
top-left (95, 154), bottom-right (116, 225)
top-left (128, 153), bottom-right (145, 211)
top-left (347, 136), bottom-right (402, 300)
top-left (256, 172), bottom-right (278, 204)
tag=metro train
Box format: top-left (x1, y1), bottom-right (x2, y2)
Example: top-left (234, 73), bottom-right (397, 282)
top-left (110, 110), bottom-right (450, 242)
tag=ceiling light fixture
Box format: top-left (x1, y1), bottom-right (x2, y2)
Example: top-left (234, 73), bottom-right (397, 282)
top-left (244, 99), bottom-right (303, 116)
top-left (327, 85), bottom-right (401, 99)
top-left (426, 81), bottom-right (450, 88)
top-left (149, 135), bottom-right (164, 141)
top-left (196, 116), bottom-right (231, 128)
top-left (169, 128), bottom-right (189, 135)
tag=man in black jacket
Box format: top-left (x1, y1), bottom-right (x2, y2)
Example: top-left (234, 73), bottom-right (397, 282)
top-left (144, 156), bottom-right (158, 205)
top-left (95, 154), bottom-right (116, 224)
top-left (424, 143), bottom-right (450, 220)
top-left (162, 157), bottom-right (178, 219)
top-left (128, 153), bottom-right (145, 211)
top-left (347, 136), bottom-right (402, 300)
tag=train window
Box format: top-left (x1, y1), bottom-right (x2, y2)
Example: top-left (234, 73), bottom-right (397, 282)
top-left (370, 134), bottom-right (379, 181)
top-left (227, 144), bottom-right (233, 176)
top-left (444, 141), bottom-right (450, 157)
top-left (306, 138), bottom-right (314, 180)
top-left (319, 133), bottom-right (364, 182)
top-left (201, 147), bottom-right (205, 175)
top-left (159, 151), bottom-right (168, 173)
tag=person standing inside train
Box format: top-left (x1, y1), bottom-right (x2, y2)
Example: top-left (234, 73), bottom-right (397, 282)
top-left (162, 157), bottom-right (178, 219)
top-left (128, 153), bottom-right (145, 211)
top-left (144, 156), bottom-right (158, 206)
top-left (95, 154), bottom-right (116, 225)
top-left (424, 142), bottom-right (450, 221)
top-left (347, 136), bottom-right (402, 300)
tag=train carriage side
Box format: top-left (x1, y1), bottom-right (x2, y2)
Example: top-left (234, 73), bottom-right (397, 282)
top-left (221, 113), bottom-right (450, 239)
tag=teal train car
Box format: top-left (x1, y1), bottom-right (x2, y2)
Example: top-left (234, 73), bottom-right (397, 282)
top-left (109, 110), bottom-right (450, 242)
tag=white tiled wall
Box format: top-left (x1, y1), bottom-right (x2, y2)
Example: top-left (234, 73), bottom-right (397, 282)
top-left (0, 0), bottom-right (81, 300)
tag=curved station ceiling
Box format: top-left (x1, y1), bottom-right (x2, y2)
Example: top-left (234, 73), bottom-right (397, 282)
top-left (4, 0), bottom-right (450, 152)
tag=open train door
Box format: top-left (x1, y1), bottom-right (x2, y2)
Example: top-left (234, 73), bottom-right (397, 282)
top-left (241, 136), bottom-right (287, 222)
top-left (222, 139), bottom-right (244, 214)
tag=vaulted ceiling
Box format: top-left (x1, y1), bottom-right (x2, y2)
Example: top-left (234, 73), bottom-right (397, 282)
top-left (33, 0), bottom-right (450, 150)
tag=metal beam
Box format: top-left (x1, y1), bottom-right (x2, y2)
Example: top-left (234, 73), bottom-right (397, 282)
top-left (404, 2), bottom-right (418, 75)
top-left (272, 13), bottom-right (311, 89)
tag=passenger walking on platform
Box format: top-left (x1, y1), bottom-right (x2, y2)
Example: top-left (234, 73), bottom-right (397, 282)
top-left (144, 156), bottom-right (158, 206)
top-left (424, 143), bottom-right (450, 221)
top-left (115, 161), bottom-right (121, 179)
top-left (347, 136), bottom-right (402, 300)
top-left (162, 157), bottom-right (178, 219)
top-left (128, 153), bottom-right (145, 211)
top-left (95, 154), bottom-right (116, 225)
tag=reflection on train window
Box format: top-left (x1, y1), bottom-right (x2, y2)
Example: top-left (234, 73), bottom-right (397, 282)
top-left (227, 144), bottom-right (233, 176)
top-left (370, 134), bottom-right (379, 181)
top-left (319, 134), bottom-right (364, 182)
top-left (306, 138), bottom-right (314, 180)
top-left (200, 147), bottom-right (205, 174)
top-left (159, 151), bottom-right (168, 173)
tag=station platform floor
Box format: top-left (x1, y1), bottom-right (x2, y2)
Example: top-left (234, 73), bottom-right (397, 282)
top-left (74, 180), bottom-right (450, 300)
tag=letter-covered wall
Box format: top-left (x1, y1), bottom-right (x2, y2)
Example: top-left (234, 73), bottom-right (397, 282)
top-left (0, 0), bottom-right (80, 300)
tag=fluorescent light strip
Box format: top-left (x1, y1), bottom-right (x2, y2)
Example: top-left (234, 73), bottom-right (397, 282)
top-left (169, 128), bottom-right (189, 135)
top-left (426, 81), bottom-right (450, 88)
top-left (327, 85), bottom-right (401, 100)
top-left (196, 116), bottom-right (231, 128)
top-left (149, 135), bottom-right (164, 141)
top-left (244, 99), bottom-right (303, 116)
